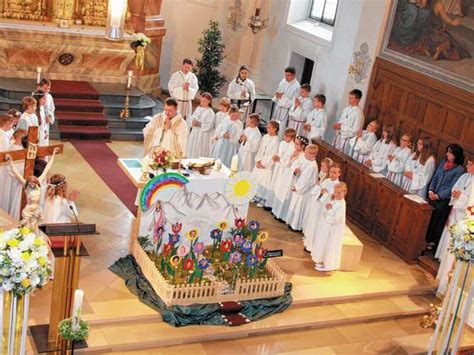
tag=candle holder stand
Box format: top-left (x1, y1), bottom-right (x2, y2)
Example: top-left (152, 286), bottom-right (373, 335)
top-left (120, 87), bottom-right (131, 120)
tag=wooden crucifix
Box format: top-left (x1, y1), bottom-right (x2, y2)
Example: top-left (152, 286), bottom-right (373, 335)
top-left (0, 126), bottom-right (64, 208)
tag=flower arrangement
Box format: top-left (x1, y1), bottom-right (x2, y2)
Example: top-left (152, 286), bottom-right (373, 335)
top-left (0, 227), bottom-right (51, 296)
top-left (130, 33), bottom-right (152, 71)
top-left (150, 149), bottom-right (172, 172)
top-left (58, 318), bottom-right (90, 342)
top-left (449, 216), bottom-right (474, 263)
top-left (132, 32), bottom-right (152, 47)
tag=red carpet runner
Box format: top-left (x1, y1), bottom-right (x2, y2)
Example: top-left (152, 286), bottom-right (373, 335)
top-left (53, 80), bottom-right (111, 140)
top-left (72, 141), bottom-right (137, 215)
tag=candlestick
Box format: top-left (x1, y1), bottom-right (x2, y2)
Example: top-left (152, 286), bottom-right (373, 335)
top-left (231, 154), bottom-right (239, 173)
top-left (71, 289), bottom-right (84, 331)
top-left (127, 70), bottom-right (133, 89)
top-left (468, 178), bottom-right (474, 207)
top-left (36, 67), bottom-right (42, 84)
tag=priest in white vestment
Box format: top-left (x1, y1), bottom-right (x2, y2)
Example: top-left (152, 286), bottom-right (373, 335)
top-left (272, 67), bottom-right (300, 139)
top-left (143, 98), bottom-right (188, 158)
top-left (168, 58), bottom-right (199, 121)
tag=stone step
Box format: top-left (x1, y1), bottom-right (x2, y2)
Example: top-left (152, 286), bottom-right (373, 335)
top-left (75, 294), bottom-right (435, 353)
top-left (56, 111), bottom-right (108, 127)
top-left (107, 117), bottom-right (148, 130)
top-left (58, 125), bottom-right (111, 140)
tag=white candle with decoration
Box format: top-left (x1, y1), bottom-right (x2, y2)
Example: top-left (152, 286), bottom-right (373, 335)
top-left (127, 70), bottom-right (133, 89)
top-left (36, 67), bottom-right (42, 84)
top-left (71, 289), bottom-right (84, 331)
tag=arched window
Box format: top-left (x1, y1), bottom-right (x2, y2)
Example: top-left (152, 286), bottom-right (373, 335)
top-left (309, 0), bottom-right (339, 26)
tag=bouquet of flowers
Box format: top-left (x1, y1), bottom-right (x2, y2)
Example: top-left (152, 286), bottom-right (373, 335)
top-left (132, 32), bottom-right (152, 47)
top-left (0, 227), bottom-right (51, 296)
top-left (449, 215), bottom-right (474, 263)
top-left (150, 149), bottom-right (172, 173)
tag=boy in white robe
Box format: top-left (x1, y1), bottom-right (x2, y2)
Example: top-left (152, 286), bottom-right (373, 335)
top-left (211, 106), bottom-right (243, 168)
top-left (364, 125), bottom-right (396, 174)
top-left (5, 129), bottom-right (27, 220)
top-left (386, 133), bottom-right (413, 187)
top-left (303, 163), bottom-right (342, 252)
top-left (227, 65), bottom-right (256, 120)
top-left (0, 114), bottom-right (15, 212)
top-left (237, 114), bottom-right (262, 172)
top-left (288, 84), bottom-right (312, 135)
top-left (17, 97), bottom-right (39, 136)
top-left (39, 78), bottom-right (55, 126)
top-left (350, 120), bottom-right (379, 164)
top-left (33, 91), bottom-right (50, 147)
top-left (311, 182), bottom-right (348, 272)
top-left (168, 58), bottom-right (199, 121)
top-left (332, 89), bottom-right (364, 155)
top-left (402, 137), bottom-right (436, 198)
top-left (272, 67), bottom-right (300, 139)
top-left (186, 92), bottom-right (215, 158)
top-left (285, 144), bottom-right (319, 231)
top-left (252, 121), bottom-right (280, 207)
top-left (304, 94), bottom-right (327, 141)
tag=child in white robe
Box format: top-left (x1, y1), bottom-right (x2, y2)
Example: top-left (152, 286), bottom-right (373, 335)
top-left (0, 114), bottom-right (15, 212)
top-left (237, 113), bottom-right (262, 171)
top-left (304, 94), bottom-right (327, 141)
top-left (34, 90), bottom-right (50, 147)
top-left (215, 97), bottom-right (231, 129)
top-left (272, 67), bottom-right (300, 139)
top-left (186, 92), bottom-right (215, 158)
top-left (402, 137), bottom-right (436, 198)
top-left (311, 182), bottom-right (348, 272)
top-left (386, 133), bottom-right (413, 187)
top-left (44, 174), bottom-right (80, 224)
top-left (264, 129), bottom-right (297, 210)
top-left (288, 84), bottom-right (312, 135)
top-left (350, 120), bottom-right (379, 163)
top-left (168, 59), bottom-right (199, 121)
top-left (6, 109), bottom-right (21, 141)
top-left (285, 144), bottom-right (319, 231)
top-left (364, 125), bottom-right (397, 174)
top-left (5, 129), bottom-right (27, 220)
top-left (17, 96), bottom-right (39, 134)
top-left (252, 121), bottom-right (280, 207)
top-left (39, 79), bottom-right (56, 126)
top-left (211, 106), bottom-right (243, 168)
top-left (227, 65), bottom-right (256, 120)
top-left (303, 162), bottom-right (342, 252)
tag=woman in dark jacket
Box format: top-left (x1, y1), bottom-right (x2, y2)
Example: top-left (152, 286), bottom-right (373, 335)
top-left (425, 143), bottom-right (465, 251)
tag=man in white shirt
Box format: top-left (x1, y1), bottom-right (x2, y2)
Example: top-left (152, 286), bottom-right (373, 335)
top-left (167, 58), bottom-right (199, 122)
top-left (272, 66), bottom-right (300, 139)
top-left (332, 89), bottom-right (364, 155)
top-left (143, 98), bottom-right (188, 158)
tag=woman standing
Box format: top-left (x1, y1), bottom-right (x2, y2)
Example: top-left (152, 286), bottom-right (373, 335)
top-left (227, 65), bottom-right (256, 121)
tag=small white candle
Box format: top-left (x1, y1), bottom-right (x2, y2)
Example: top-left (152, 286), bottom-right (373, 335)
top-left (127, 70), bottom-right (133, 89)
top-left (468, 179), bottom-right (474, 207)
top-left (71, 289), bottom-right (84, 331)
top-left (36, 67), bottom-right (42, 84)
top-left (231, 154), bottom-right (239, 172)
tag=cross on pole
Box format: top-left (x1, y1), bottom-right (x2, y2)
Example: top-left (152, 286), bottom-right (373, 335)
top-left (0, 126), bottom-right (63, 208)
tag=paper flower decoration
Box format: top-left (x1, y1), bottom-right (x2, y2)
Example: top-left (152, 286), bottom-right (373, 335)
top-left (183, 258), bottom-right (195, 271)
top-left (193, 242), bottom-right (205, 255)
top-left (241, 241), bottom-right (253, 253)
top-left (168, 233), bottom-right (180, 245)
top-left (162, 243), bottom-right (173, 256)
top-left (225, 172), bottom-right (258, 205)
top-left (232, 233), bottom-right (244, 245)
top-left (186, 229), bottom-right (199, 242)
top-left (230, 251), bottom-right (242, 263)
top-left (170, 255), bottom-right (182, 267)
top-left (217, 221), bottom-right (229, 231)
top-left (257, 231), bottom-right (269, 243)
top-left (176, 245), bottom-right (189, 257)
top-left (234, 218), bottom-right (245, 229)
top-left (198, 258), bottom-right (210, 270)
top-left (248, 220), bottom-right (260, 232)
top-left (221, 240), bottom-right (233, 253)
top-left (245, 255), bottom-right (258, 268)
top-left (172, 223), bottom-right (183, 235)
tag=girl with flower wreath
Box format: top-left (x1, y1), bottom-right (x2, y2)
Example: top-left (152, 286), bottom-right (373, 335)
top-left (43, 173), bottom-right (80, 224)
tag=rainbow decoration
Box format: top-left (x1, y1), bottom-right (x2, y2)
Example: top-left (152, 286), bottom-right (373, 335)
top-left (140, 172), bottom-right (189, 211)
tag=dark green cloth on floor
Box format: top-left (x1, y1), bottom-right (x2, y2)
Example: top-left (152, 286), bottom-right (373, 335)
top-left (109, 255), bottom-right (293, 327)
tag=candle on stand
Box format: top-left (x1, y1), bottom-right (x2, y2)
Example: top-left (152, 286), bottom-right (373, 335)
top-left (36, 67), bottom-right (42, 84)
top-left (71, 289), bottom-right (84, 331)
top-left (127, 70), bottom-right (133, 89)
top-left (231, 154), bottom-right (239, 173)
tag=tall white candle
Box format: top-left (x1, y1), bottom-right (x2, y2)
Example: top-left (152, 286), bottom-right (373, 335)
top-left (469, 179), bottom-right (474, 207)
top-left (36, 67), bottom-right (42, 84)
top-left (231, 154), bottom-right (239, 172)
top-left (127, 70), bottom-right (133, 89)
top-left (71, 289), bottom-right (84, 331)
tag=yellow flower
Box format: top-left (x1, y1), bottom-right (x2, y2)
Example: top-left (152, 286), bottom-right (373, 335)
top-left (33, 237), bottom-right (44, 247)
top-left (19, 227), bottom-right (31, 235)
top-left (169, 255), bottom-right (182, 267)
top-left (7, 239), bottom-right (19, 247)
top-left (38, 257), bottom-right (46, 266)
top-left (257, 232), bottom-right (269, 243)
top-left (21, 279), bottom-right (31, 288)
top-left (186, 228), bottom-right (199, 242)
top-left (21, 252), bottom-right (31, 262)
top-left (217, 221), bottom-right (228, 231)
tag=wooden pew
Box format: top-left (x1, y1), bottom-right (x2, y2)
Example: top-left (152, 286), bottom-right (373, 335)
top-left (315, 140), bottom-right (433, 263)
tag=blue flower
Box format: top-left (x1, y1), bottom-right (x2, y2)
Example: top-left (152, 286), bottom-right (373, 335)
top-left (232, 234), bottom-right (244, 245)
top-left (210, 228), bottom-right (223, 241)
top-left (198, 258), bottom-right (210, 270)
top-left (230, 251), bottom-right (242, 263)
top-left (168, 233), bottom-right (180, 245)
top-left (248, 220), bottom-right (260, 232)
top-left (241, 241), bottom-right (253, 253)
top-left (245, 254), bottom-right (257, 268)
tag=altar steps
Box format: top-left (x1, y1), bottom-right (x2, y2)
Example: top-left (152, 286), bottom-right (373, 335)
top-left (55, 111), bottom-right (108, 127)
top-left (58, 125), bottom-right (112, 140)
top-left (55, 98), bottom-right (104, 113)
top-left (77, 294), bottom-right (436, 353)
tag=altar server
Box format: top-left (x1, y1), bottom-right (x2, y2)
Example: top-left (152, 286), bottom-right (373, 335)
top-left (402, 137), bottom-right (436, 198)
top-left (304, 94), bottom-right (327, 141)
top-left (0, 114), bottom-right (15, 211)
top-left (39, 78), bottom-right (55, 126)
top-left (272, 67), bottom-right (300, 139)
top-left (5, 129), bottom-right (27, 220)
top-left (288, 84), bottom-right (313, 135)
top-left (227, 65), bottom-right (256, 120)
top-left (311, 182), bottom-right (348, 272)
top-left (386, 133), bottom-right (413, 186)
top-left (186, 92), bottom-right (215, 158)
top-left (168, 58), bottom-right (199, 121)
top-left (17, 96), bottom-right (39, 134)
top-left (252, 120), bottom-right (280, 207)
top-left (237, 113), bottom-right (262, 171)
top-left (364, 125), bottom-right (396, 174)
top-left (215, 97), bottom-right (231, 129)
top-left (303, 163), bottom-right (342, 251)
top-left (211, 105), bottom-right (243, 168)
top-left (33, 90), bottom-right (51, 146)
top-left (332, 89), bottom-right (364, 155)
top-left (44, 174), bottom-right (80, 224)
top-left (285, 144), bottom-right (319, 231)
top-left (350, 120), bottom-right (379, 164)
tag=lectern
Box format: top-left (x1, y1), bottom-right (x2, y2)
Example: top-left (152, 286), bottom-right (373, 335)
top-left (30, 223), bottom-right (97, 354)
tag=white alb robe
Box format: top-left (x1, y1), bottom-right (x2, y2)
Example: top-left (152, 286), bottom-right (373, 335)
top-left (186, 107), bottom-right (215, 158)
top-left (350, 131), bottom-right (378, 164)
top-left (43, 196), bottom-right (78, 224)
top-left (333, 105), bottom-right (364, 155)
top-left (252, 134), bottom-right (280, 200)
top-left (168, 71), bottom-right (199, 120)
top-left (306, 108), bottom-right (328, 140)
top-left (272, 79), bottom-right (300, 138)
top-left (45, 93), bottom-right (56, 123)
top-left (367, 140), bottom-right (396, 174)
top-left (386, 146), bottom-right (412, 187)
top-left (288, 96), bottom-right (313, 136)
top-left (211, 118), bottom-right (243, 168)
top-left (227, 78), bottom-right (256, 119)
top-left (285, 157), bottom-right (318, 231)
top-left (5, 143), bottom-right (24, 220)
top-left (311, 199), bottom-right (346, 270)
top-left (143, 113), bottom-right (188, 158)
top-left (0, 130), bottom-right (11, 212)
top-left (17, 112), bottom-right (39, 138)
top-left (237, 126), bottom-right (262, 172)
top-left (38, 106), bottom-right (50, 146)
top-left (402, 155), bottom-right (436, 198)
top-left (215, 111), bottom-right (229, 130)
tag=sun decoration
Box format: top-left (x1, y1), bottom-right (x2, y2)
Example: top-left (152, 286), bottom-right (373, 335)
top-left (225, 172), bottom-right (258, 206)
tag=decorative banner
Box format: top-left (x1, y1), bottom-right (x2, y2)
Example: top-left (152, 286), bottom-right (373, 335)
top-left (140, 172), bottom-right (189, 212)
top-left (224, 172), bottom-right (258, 206)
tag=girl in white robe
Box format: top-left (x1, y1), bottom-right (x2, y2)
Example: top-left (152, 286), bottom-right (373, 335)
top-left (386, 133), bottom-right (413, 187)
top-left (402, 137), bottom-right (436, 198)
top-left (252, 121), bottom-right (280, 207)
top-left (227, 65), bottom-right (256, 120)
top-left (237, 114), bottom-right (262, 172)
top-left (350, 120), bottom-right (379, 164)
top-left (364, 125), bottom-right (397, 174)
top-left (0, 114), bottom-right (15, 212)
top-left (436, 165), bottom-right (473, 295)
top-left (44, 174), bottom-right (80, 224)
top-left (215, 97), bottom-right (231, 129)
top-left (5, 129), bottom-right (27, 220)
top-left (211, 106), bottom-right (243, 168)
top-left (186, 93), bottom-right (215, 158)
top-left (285, 144), bottom-right (319, 231)
top-left (311, 182), bottom-right (347, 272)
top-left (303, 163), bottom-right (342, 251)
top-left (272, 68), bottom-right (300, 139)
top-left (17, 97), bottom-right (39, 135)
top-left (35, 91), bottom-right (50, 147)
top-left (288, 84), bottom-right (313, 136)
top-left (304, 95), bottom-right (327, 141)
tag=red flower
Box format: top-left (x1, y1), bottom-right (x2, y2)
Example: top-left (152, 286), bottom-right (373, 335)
top-left (172, 223), bottom-right (182, 235)
top-left (183, 258), bottom-right (195, 271)
top-left (234, 218), bottom-right (246, 229)
top-left (162, 243), bottom-right (173, 256)
top-left (468, 206), bottom-right (474, 216)
top-left (256, 247), bottom-right (267, 260)
top-left (220, 240), bottom-right (233, 253)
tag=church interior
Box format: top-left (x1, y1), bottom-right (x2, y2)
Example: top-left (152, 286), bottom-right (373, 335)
top-left (0, 0), bottom-right (473, 354)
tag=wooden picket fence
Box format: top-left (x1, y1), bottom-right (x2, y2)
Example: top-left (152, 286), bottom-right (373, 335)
top-left (133, 241), bottom-right (287, 306)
